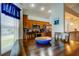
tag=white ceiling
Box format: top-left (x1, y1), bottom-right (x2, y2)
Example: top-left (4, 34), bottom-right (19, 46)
top-left (21, 3), bottom-right (79, 19)
top-left (21, 3), bottom-right (54, 19)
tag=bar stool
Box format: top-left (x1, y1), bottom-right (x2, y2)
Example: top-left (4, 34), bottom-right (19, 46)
top-left (54, 33), bottom-right (60, 42)
top-left (61, 32), bottom-right (70, 43)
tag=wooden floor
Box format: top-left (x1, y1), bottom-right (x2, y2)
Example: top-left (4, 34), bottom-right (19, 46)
top-left (2, 38), bottom-right (79, 56)
top-left (23, 39), bottom-right (64, 56)
top-left (2, 32), bottom-right (79, 56)
top-left (64, 40), bottom-right (79, 56)
top-left (23, 38), bottom-right (79, 56)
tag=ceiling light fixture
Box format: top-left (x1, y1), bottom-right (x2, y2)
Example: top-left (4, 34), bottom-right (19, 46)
top-left (41, 7), bottom-right (45, 11)
top-left (70, 23), bottom-right (73, 25)
top-left (31, 3), bottom-right (35, 8)
top-left (48, 10), bottom-right (52, 13)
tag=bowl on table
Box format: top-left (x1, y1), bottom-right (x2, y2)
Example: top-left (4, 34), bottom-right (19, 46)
top-left (35, 37), bottom-right (51, 46)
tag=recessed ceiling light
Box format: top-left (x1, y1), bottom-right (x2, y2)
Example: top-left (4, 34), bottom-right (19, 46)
top-left (48, 10), bottom-right (52, 13)
top-left (70, 23), bottom-right (73, 25)
top-left (30, 4), bottom-right (35, 8)
top-left (40, 7), bottom-right (45, 11)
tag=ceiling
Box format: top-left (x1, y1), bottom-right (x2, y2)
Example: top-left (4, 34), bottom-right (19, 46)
top-left (65, 3), bottom-right (79, 22)
top-left (65, 3), bottom-right (79, 14)
top-left (21, 3), bottom-right (79, 19)
top-left (65, 12), bottom-right (79, 21)
top-left (21, 3), bottom-right (54, 19)
top-left (65, 4), bottom-right (79, 29)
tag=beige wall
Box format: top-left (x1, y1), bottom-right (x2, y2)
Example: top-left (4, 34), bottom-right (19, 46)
top-left (65, 12), bottom-right (79, 32)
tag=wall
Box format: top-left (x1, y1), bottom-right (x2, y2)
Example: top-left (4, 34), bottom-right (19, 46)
top-left (23, 10), bottom-right (50, 23)
top-left (50, 3), bottom-right (64, 37)
top-left (28, 15), bottom-right (50, 22)
top-left (23, 15), bottom-right (49, 29)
